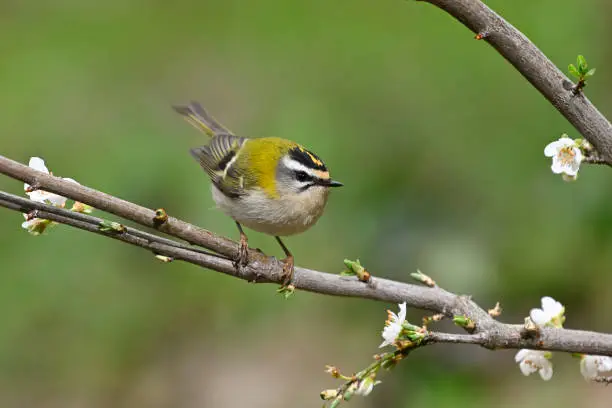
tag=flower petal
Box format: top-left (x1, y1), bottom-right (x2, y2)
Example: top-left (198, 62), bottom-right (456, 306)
top-left (529, 309), bottom-right (549, 325)
top-left (519, 361), bottom-right (535, 376)
top-left (557, 137), bottom-right (575, 146)
top-left (516, 350), bottom-right (553, 380)
top-left (580, 357), bottom-right (598, 379)
top-left (544, 142), bottom-right (558, 157)
top-left (600, 356), bottom-right (612, 372)
top-left (397, 302), bottom-right (407, 321)
top-left (378, 340), bottom-right (390, 348)
top-left (22, 220), bottom-right (35, 230)
top-left (21, 218), bottom-right (49, 235)
top-left (581, 355), bottom-right (612, 379)
top-left (28, 157), bottom-right (49, 173)
top-left (566, 160), bottom-right (581, 176)
top-left (550, 160), bottom-right (565, 174)
top-left (379, 303), bottom-right (406, 348)
top-left (45, 193), bottom-right (68, 207)
top-left (564, 167), bottom-right (578, 176)
top-left (26, 189), bottom-right (68, 206)
top-left (573, 148), bottom-right (584, 163)
top-left (541, 297), bottom-right (563, 316)
top-left (356, 379), bottom-right (375, 396)
top-left (539, 364), bottom-right (553, 381)
top-left (515, 349), bottom-right (529, 362)
top-left (26, 190), bottom-right (49, 203)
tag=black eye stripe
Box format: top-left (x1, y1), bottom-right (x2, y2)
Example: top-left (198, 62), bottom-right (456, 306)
top-left (295, 170), bottom-right (313, 182)
top-left (298, 183), bottom-right (316, 192)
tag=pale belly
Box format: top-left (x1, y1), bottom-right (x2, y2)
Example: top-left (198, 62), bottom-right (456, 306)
top-left (211, 185), bottom-right (329, 236)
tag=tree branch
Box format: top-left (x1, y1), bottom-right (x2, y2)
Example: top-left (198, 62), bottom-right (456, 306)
top-left (417, 0), bottom-right (612, 164)
top-left (1, 154), bottom-right (611, 356)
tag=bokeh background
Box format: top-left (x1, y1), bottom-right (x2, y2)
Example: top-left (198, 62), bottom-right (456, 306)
top-left (1, 0), bottom-right (611, 406)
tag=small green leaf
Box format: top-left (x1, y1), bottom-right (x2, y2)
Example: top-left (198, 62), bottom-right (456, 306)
top-left (453, 315), bottom-right (475, 331)
top-left (453, 316), bottom-right (466, 326)
top-left (568, 64), bottom-right (580, 79)
top-left (410, 270), bottom-right (436, 287)
top-left (406, 332), bottom-right (426, 342)
top-left (342, 259), bottom-right (370, 282)
top-left (381, 358), bottom-right (397, 370)
top-left (402, 321), bottom-right (423, 332)
top-left (276, 284), bottom-right (295, 299)
top-left (343, 259), bottom-right (362, 270)
top-left (98, 220), bottom-right (126, 232)
top-left (577, 54), bottom-right (587, 72)
top-left (585, 68), bottom-right (596, 78)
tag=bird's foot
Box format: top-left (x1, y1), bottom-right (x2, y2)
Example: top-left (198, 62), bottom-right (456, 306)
top-left (234, 233), bottom-right (249, 269)
top-left (280, 255), bottom-right (294, 287)
top-left (276, 256), bottom-right (296, 298)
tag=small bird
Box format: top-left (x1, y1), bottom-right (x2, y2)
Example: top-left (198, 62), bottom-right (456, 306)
top-left (173, 102), bottom-right (343, 286)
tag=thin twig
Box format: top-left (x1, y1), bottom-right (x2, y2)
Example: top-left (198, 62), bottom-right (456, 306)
top-left (0, 191), bottom-right (226, 260)
top-left (583, 156), bottom-right (608, 165)
top-left (427, 331), bottom-right (487, 346)
top-left (0, 155), bottom-right (248, 260)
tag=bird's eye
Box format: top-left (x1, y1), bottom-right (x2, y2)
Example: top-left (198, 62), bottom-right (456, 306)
top-left (295, 171), bottom-right (310, 182)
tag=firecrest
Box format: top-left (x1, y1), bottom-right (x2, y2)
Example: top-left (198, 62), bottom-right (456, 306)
top-left (173, 102), bottom-right (343, 286)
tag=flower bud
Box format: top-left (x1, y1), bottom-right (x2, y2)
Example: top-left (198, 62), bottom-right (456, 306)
top-left (320, 389), bottom-right (338, 400)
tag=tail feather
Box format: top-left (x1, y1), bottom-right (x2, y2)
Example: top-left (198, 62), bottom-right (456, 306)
top-left (172, 101), bottom-right (233, 138)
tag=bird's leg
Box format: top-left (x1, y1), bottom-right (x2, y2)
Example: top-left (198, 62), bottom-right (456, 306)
top-left (234, 222), bottom-right (249, 268)
top-left (275, 236), bottom-right (294, 287)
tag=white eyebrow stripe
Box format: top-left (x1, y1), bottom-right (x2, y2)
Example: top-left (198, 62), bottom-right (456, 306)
top-left (282, 156), bottom-right (320, 177)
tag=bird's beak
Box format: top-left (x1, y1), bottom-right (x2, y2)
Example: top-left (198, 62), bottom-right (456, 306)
top-left (326, 179), bottom-right (344, 188)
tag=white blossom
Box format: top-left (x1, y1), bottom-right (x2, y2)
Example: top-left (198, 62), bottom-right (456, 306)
top-left (21, 157), bottom-right (84, 235)
top-left (544, 136), bottom-right (583, 177)
top-left (379, 302), bottom-right (406, 348)
top-left (580, 355), bottom-right (612, 380)
top-left (24, 157), bottom-right (78, 206)
top-left (529, 296), bottom-right (565, 328)
top-left (21, 214), bottom-right (51, 236)
top-left (355, 376), bottom-right (381, 396)
top-left (515, 349), bottom-right (553, 381)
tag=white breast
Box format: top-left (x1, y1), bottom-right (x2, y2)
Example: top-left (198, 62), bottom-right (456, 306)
top-left (211, 185), bottom-right (329, 236)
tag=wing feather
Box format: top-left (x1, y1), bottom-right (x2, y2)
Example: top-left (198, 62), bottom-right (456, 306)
top-left (190, 135), bottom-right (248, 198)
top-left (173, 101), bottom-right (234, 138)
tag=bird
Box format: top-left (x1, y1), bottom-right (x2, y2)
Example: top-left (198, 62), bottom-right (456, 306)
top-left (173, 101), bottom-right (343, 287)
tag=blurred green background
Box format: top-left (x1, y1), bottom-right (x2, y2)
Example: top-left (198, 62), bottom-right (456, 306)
top-left (1, 0), bottom-right (611, 406)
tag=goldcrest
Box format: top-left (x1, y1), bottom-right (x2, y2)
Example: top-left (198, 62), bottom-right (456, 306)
top-left (173, 102), bottom-right (342, 285)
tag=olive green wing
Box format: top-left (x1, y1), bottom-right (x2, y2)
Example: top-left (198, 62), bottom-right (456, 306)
top-left (190, 134), bottom-right (250, 198)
